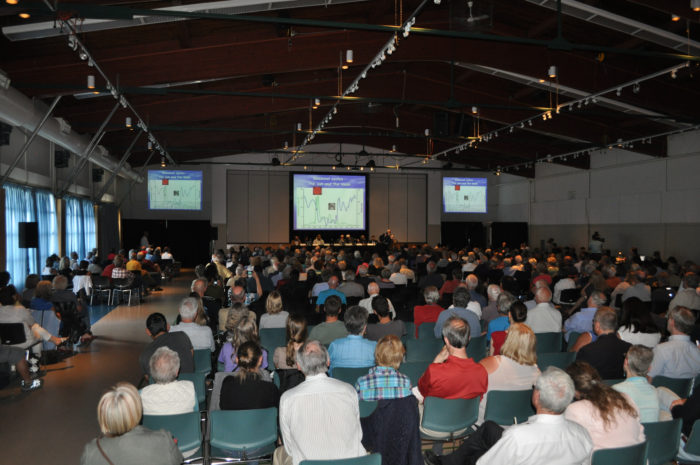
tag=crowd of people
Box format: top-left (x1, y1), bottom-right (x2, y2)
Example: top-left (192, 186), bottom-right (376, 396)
top-left (9, 236), bottom-right (698, 464)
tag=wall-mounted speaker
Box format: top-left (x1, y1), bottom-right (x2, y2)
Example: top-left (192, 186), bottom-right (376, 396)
top-left (55, 150), bottom-right (70, 168)
top-left (18, 222), bottom-right (38, 248)
top-left (433, 111), bottom-right (450, 137)
top-left (0, 122), bottom-right (11, 146)
top-left (92, 168), bottom-right (104, 183)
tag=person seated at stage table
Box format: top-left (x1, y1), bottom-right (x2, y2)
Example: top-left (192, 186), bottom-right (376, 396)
top-left (312, 234), bottom-right (324, 247)
top-left (413, 285), bottom-right (443, 337)
top-left (308, 295), bottom-right (348, 346)
top-left (316, 275), bottom-right (346, 311)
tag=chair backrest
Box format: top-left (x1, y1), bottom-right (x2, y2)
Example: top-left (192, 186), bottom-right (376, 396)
top-left (642, 419), bottom-right (682, 465)
top-left (142, 411), bottom-right (202, 454)
top-left (399, 360), bottom-right (431, 386)
top-left (591, 441), bottom-right (647, 465)
top-left (602, 379), bottom-right (625, 387)
top-left (483, 389), bottom-right (535, 425)
top-left (417, 322), bottom-right (436, 339)
top-left (259, 327), bottom-right (287, 353)
top-left (299, 453), bottom-right (382, 465)
top-left (421, 396), bottom-right (479, 435)
top-left (91, 275), bottom-right (111, 288)
top-left (402, 322), bottom-right (416, 342)
top-left (684, 419), bottom-right (700, 455)
top-left (193, 349), bottom-right (213, 375)
top-left (466, 334), bottom-right (487, 362)
top-left (405, 339), bottom-right (443, 362)
top-left (359, 400), bottom-right (378, 418)
top-left (0, 322), bottom-right (28, 345)
top-left (178, 371), bottom-right (206, 406)
top-left (209, 407), bottom-right (278, 457)
top-left (651, 375), bottom-right (693, 398)
top-left (536, 351), bottom-right (576, 372)
top-left (566, 331), bottom-right (582, 351)
top-left (535, 332), bottom-right (563, 353)
top-left (332, 366), bottom-right (371, 386)
top-left (559, 288), bottom-right (581, 304)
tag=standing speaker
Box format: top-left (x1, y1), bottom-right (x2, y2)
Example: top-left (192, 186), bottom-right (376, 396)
top-left (18, 222), bottom-right (38, 248)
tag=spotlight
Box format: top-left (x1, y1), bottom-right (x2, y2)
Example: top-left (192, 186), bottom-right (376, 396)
top-left (616, 88), bottom-right (622, 97)
top-left (297, 123), bottom-right (302, 131)
top-left (671, 14), bottom-right (680, 21)
top-left (548, 65), bottom-right (557, 79)
top-left (671, 69), bottom-right (677, 79)
top-left (125, 117), bottom-right (132, 128)
top-left (471, 106), bottom-right (478, 114)
top-left (424, 128), bottom-right (430, 136)
top-left (6, 0), bottom-right (19, 4)
top-left (332, 165), bottom-right (336, 170)
top-left (366, 160), bottom-right (376, 172)
top-left (87, 75), bottom-right (95, 89)
top-left (271, 157), bottom-right (281, 166)
top-left (160, 156), bottom-right (166, 168)
top-left (284, 141), bottom-right (289, 150)
top-left (346, 50), bottom-right (353, 63)
top-left (693, 0), bottom-right (700, 11)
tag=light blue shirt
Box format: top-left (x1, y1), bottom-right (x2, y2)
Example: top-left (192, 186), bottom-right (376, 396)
top-left (434, 307), bottom-right (481, 340)
top-left (612, 377), bottom-right (660, 423)
top-left (317, 288), bottom-right (347, 305)
top-left (564, 307), bottom-right (597, 342)
top-left (487, 316), bottom-right (510, 342)
top-left (649, 335), bottom-right (700, 378)
top-left (328, 335), bottom-right (376, 373)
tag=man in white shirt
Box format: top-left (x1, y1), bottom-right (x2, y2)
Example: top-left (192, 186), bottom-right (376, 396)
top-left (170, 297), bottom-right (215, 352)
top-left (668, 273), bottom-right (700, 311)
top-left (359, 282), bottom-right (395, 318)
top-left (140, 347), bottom-right (196, 416)
top-left (274, 341), bottom-right (365, 465)
top-left (424, 367), bottom-right (592, 465)
top-left (525, 287), bottom-right (562, 333)
top-left (649, 306), bottom-right (700, 379)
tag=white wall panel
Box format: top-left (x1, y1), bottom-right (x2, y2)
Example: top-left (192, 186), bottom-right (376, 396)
top-left (388, 176), bottom-right (408, 241)
top-left (248, 173), bottom-right (270, 241)
top-left (226, 172), bottom-right (249, 242)
top-left (268, 172), bottom-right (289, 243)
top-left (406, 175), bottom-right (427, 242)
top-left (369, 174), bottom-right (389, 237)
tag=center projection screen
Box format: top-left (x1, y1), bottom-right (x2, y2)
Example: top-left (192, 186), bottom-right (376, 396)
top-left (442, 177), bottom-right (488, 213)
top-left (292, 173), bottom-right (367, 230)
top-left (148, 170), bottom-right (203, 211)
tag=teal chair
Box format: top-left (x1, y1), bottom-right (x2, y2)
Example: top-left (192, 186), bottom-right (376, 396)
top-left (405, 339), bottom-right (443, 362)
top-left (643, 419), bottom-right (682, 465)
top-left (420, 396), bottom-right (479, 442)
top-left (602, 379), bottom-right (625, 387)
top-left (535, 332), bottom-right (563, 353)
top-left (300, 453), bottom-right (382, 464)
top-left (399, 360), bottom-right (431, 386)
top-left (403, 322), bottom-right (416, 342)
top-left (178, 371), bottom-right (207, 410)
top-left (332, 367), bottom-right (372, 386)
top-left (683, 419), bottom-right (700, 456)
top-left (209, 407), bottom-right (278, 460)
top-left (359, 400), bottom-right (378, 418)
top-left (217, 361), bottom-right (225, 372)
top-left (193, 349), bottom-right (212, 375)
top-left (566, 331), bottom-right (581, 351)
top-left (483, 390), bottom-right (535, 425)
top-left (142, 412), bottom-right (202, 460)
top-left (537, 351), bottom-right (576, 371)
top-left (418, 322), bottom-right (436, 339)
top-left (260, 327), bottom-right (287, 353)
top-left (466, 334), bottom-right (487, 362)
top-left (591, 441), bottom-right (647, 465)
top-left (651, 375), bottom-right (693, 398)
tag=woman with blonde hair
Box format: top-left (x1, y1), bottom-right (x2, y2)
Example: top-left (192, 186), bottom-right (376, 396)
top-left (355, 335), bottom-right (411, 401)
top-left (218, 312), bottom-right (268, 372)
top-left (565, 361), bottom-right (644, 450)
top-left (477, 323), bottom-right (541, 423)
top-left (259, 290), bottom-right (289, 329)
top-left (80, 382), bottom-right (182, 465)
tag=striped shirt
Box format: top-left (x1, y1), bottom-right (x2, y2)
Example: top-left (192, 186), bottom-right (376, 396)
top-left (355, 366), bottom-right (412, 401)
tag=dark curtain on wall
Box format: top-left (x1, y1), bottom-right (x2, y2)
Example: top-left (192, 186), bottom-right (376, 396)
top-left (98, 204), bottom-right (120, 259)
top-left (441, 222), bottom-right (486, 250)
top-left (491, 222), bottom-right (529, 250)
top-left (121, 219), bottom-right (211, 267)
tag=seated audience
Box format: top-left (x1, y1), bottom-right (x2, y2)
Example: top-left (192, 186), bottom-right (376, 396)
top-left (669, 272), bottom-right (700, 311)
top-left (218, 312), bottom-right (268, 372)
top-left (478, 323), bottom-right (541, 424)
top-left (308, 295), bottom-right (348, 346)
top-left (564, 290), bottom-right (606, 344)
top-left (80, 382), bottom-right (183, 465)
top-left (617, 297), bottom-right (662, 347)
top-left (51, 274), bottom-right (94, 343)
top-left (220, 341), bottom-right (279, 410)
top-left (490, 298), bottom-right (526, 356)
top-left (21, 273), bottom-right (40, 308)
top-left (524, 286), bottom-right (562, 333)
top-left (0, 345), bottom-right (43, 392)
top-left (273, 315), bottom-right (307, 393)
top-left (259, 290), bottom-right (289, 329)
top-left (139, 312), bottom-right (194, 378)
top-left (365, 295), bottom-right (406, 341)
top-left (275, 341), bottom-right (366, 465)
top-left (355, 335), bottom-right (411, 401)
top-left (434, 287), bottom-right (480, 340)
top-left (359, 282), bottom-right (396, 319)
top-left (575, 307), bottom-right (631, 380)
top-left (486, 291), bottom-right (514, 343)
top-left (648, 306), bottom-right (700, 379)
top-left (140, 347), bottom-right (196, 415)
top-left (481, 284), bottom-right (502, 323)
top-left (413, 286), bottom-right (443, 337)
top-left (169, 297), bottom-right (215, 352)
top-left (328, 305), bottom-right (376, 372)
top-left (612, 345), bottom-right (660, 423)
top-left (564, 361), bottom-right (645, 451)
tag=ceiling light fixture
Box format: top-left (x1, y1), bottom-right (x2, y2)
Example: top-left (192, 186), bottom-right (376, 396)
top-left (346, 50), bottom-right (353, 63)
top-left (693, 0), bottom-right (700, 11)
top-left (632, 83), bottom-right (640, 94)
top-left (671, 14), bottom-right (681, 21)
top-left (366, 160), bottom-right (376, 172)
top-left (160, 156), bottom-right (166, 168)
top-left (548, 65), bottom-right (557, 79)
top-left (125, 117), bottom-right (132, 128)
top-left (284, 141), bottom-right (289, 150)
top-left (87, 75), bottom-right (95, 89)
top-left (297, 123), bottom-right (302, 131)
top-left (271, 157), bottom-right (281, 166)
top-left (6, 0), bottom-right (19, 4)
top-left (471, 106), bottom-right (478, 114)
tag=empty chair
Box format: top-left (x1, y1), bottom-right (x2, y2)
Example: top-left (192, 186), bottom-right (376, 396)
top-left (420, 396), bottom-right (479, 442)
top-left (417, 322), bottom-right (436, 340)
top-left (466, 334), bottom-right (487, 362)
top-left (405, 339), bottom-right (442, 362)
top-left (259, 327), bottom-right (287, 353)
top-left (89, 275), bottom-right (112, 306)
top-left (537, 351), bottom-right (576, 371)
top-left (683, 419), bottom-right (700, 456)
top-left (299, 453), bottom-right (382, 465)
top-left (110, 278), bottom-right (139, 306)
top-left (535, 332), bottom-right (563, 353)
top-left (591, 441), bottom-right (647, 465)
top-left (332, 367), bottom-right (371, 386)
top-left (142, 412), bottom-right (202, 461)
top-left (399, 360), bottom-right (431, 386)
top-left (209, 407), bottom-right (278, 461)
top-left (483, 389), bottom-right (535, 425)
top-left (192, 349), bottom-right (212, 375)
top-left (642, 419), bottom-right (681, 465)
top-left (651, 375), bottom-right (693, 398)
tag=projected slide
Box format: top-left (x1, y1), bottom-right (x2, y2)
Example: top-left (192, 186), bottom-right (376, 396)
top-left (293, 174), bottom-right (366, 230)
top-left (148, 170), bottom-right (202, 211)
top-left (443, 177), bottom-right (487, 213)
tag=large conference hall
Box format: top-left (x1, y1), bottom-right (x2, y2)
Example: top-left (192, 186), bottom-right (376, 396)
top-left (1, 0), bottom-right (700, 464)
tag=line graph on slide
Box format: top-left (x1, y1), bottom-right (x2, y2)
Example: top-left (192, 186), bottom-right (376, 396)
top-left (294, 187), bottom-right (365, 229)
top-left (148, 170), bottom-right (202, 210)
top-left (443, 177), bottom-right (487, 213)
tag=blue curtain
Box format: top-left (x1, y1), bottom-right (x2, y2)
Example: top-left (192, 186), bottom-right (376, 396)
top-left (4, 184), bottom-right (37, 290)
top-left (35, 190), bottom-right (58, 268)
top-left (81, 199), bottom-right (96, 256)
top-left (65, 196), bottom-right (84, 260)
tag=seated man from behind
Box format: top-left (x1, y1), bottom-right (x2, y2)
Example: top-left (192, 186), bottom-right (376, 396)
top-left (365, 295), bottom-right (406, 342)
top-left (316, 275), bottom-right (346, 311)
top-left (413, 286), bottom-right (443, 337)
top-left (612, 345), bottom-right (660, 423)
top-left (170, 296), bottom-right (215, 352)
top-left (140, 347), bottom-right (196, 415)
top-left (328, 305), bottom-right (376, 372)
top-left (524, 286), bottom-right (562, 334)
top-left (275, 341), bottom-right (366, 465)
top-left (576, 307), bottom-right (631, 380)
top-left (308, 295), bottom-right (348, 346)
top-left (649, 306), bottom-right (700, 379)
top-left (139, 312), bottom-right (194, 379)
top-left (434, 287), bottom-right (481, 341)
top-left (424, 367), bottom-right (592, 465)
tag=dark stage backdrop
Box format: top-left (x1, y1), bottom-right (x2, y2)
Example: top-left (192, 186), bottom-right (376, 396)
top-left (491, 222), bottom-right (529, 250)
top-left (441, 222), bottom-right (486, 250)
top-left (121, 219), bottom-right (211, 267)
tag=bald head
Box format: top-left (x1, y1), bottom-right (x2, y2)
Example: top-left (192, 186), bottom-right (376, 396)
top-left (231, 286), bottom-right (246, 304)
top-left (367, 282), bottom-right (380, 296)
top-left (535, 287), bottom-right (552, 304)
top-left (191, 278), bottom-right (207, 297)
top-left (328, 276), bottom-right (339, 289)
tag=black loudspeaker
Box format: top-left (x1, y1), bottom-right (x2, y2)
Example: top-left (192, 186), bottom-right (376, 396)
top-left (0, 123), bottom-right (11, 146)
top-left (92, 168), bottom-right (104, 182)
top-left (433, 111), bottom-right (450, 137)
top-left (18, 222), bottom-right (38, 248)
top-left (55, 150), bottom-right (70, 168)
top-left (210, 227), bottom-right (218, 241)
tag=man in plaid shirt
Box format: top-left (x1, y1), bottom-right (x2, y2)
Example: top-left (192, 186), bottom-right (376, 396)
top-left (355, 335), bottom-right (412, 401)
